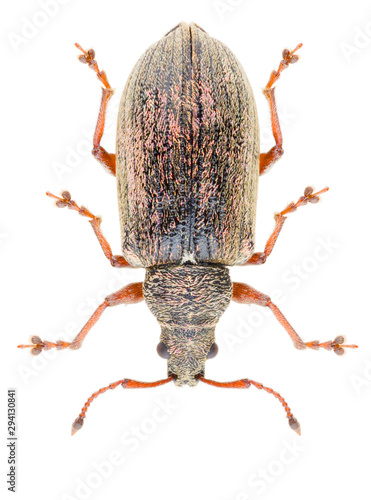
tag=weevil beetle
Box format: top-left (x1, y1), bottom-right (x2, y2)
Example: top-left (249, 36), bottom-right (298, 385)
top-left (19, 22), bottom-right (357, 435)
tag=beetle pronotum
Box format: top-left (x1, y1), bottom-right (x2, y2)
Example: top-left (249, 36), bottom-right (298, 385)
top-left (19, 23), bottom-right (357, 435)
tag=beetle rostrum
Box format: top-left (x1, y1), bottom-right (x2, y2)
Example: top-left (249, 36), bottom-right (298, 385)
top-left (18, 22), bottom-right (358, 436)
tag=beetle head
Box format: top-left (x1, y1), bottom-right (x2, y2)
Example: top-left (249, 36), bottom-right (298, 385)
top-left (157, 327), bottom-right (218, 387)
top-left (143, 264), bottom-right (231, 386)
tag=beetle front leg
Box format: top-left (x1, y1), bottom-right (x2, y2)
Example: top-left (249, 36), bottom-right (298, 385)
top-left (46, 191), bottom-right (131, 268)
top-left (260, 43), bottom-right (302, 176)
top-left (18, 283), bottom-right (143, 354)
top-left (244, 186), bottom-right (329, 265)
top-left (232, 282), bottom-right (358, 354)
top-left (75, 43), bottom-right (116, 176)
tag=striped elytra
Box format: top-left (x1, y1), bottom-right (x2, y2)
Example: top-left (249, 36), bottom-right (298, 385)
top-left (116, 22), bottom-right (259, 269)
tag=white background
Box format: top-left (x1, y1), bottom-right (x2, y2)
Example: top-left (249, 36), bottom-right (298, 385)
top-left (2, 0), bottom-right (371, 499)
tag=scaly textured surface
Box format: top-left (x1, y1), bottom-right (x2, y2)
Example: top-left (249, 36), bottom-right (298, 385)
top-left (116, 22), bottom-right (259, 267)
top-left (143, 264), bottom-right (232, 385)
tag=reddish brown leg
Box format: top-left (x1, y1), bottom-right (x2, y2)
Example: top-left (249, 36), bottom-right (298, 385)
top-left (198, 376), bottom-right (301, 434)
top-left (46, 191), bottom-right (131, 268)
top-left (245, 186), bottom-right (329, 265)
top-left (260, 43), bottom-right (302, 176)
top-left (232, 282), bottom-right (358, 354)
top-left (75, 43), bottom-right (116, 176)
top-left (18, 282), bottom-right (143, 354)
top-left (71, 375), bottom-right (175, 435)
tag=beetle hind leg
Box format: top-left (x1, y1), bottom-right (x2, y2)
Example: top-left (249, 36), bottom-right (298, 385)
top-left (260, 43), bottom-right (302, 176)
top-left (75, 43), bottom-right (116, 176)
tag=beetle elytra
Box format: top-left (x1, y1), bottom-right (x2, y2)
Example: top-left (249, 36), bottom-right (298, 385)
top-left (19, 23), bottom-right (357, 435)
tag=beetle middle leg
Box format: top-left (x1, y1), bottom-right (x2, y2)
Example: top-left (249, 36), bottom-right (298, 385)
top-left (46, 190), bottom-right (131, 268)
top-left (232, 282), bottom-right (358, 354)
top-left (259, 43), bottom-right (302, 176)
top-left (18, 283), bottom-right (143, 354)
top-left (244, 186), bottom-right (329, 265)
top-left (75, 43), bottom-right (116, 176)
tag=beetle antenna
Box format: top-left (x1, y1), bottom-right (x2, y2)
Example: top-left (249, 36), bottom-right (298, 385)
top-left (71, 376), bottom-right (174, 435)
top-left (198, 376), bottom-right (301, 435)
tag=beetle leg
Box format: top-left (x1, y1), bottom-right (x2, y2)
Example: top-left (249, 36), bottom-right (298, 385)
top-left (260, 43), bottom-right (302, 176)
top-left (45, 190), bottom-right (132, 268)
top-left (18, 283), bottom-right (143, 354)
top-left (75, 43), bottom-right (116, 176)
top-left (232, 282), bottom-right (358, 354)
top-left (244, 186), bottom-right (329, 265)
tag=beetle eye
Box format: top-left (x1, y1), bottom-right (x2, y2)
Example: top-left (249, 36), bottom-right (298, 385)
top-left (207, 343), bottom-right (218, 359)
top-left (157, 342), bottom-right (170, 359)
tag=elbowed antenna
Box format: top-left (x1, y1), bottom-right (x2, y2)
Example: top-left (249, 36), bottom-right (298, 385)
top-left (71, 376), bottom-right (174, 435)
top-left (197, 376), bottom-right (301, 435)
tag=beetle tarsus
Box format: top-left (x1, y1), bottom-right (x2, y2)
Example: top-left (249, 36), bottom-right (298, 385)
top-left (17, 336), bottom-right (70, 355)
top-left (305, 336), bottom-right (358, 355)
top-left (75, 43), bottom-right (111, 90)
top-left (279, 186), bottom-right (329, 217)
top-left (46, 190), bottom-right (96, 219)
top-left (266, 43), bottom-right (303, 90)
